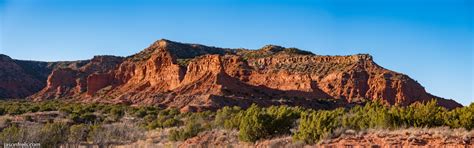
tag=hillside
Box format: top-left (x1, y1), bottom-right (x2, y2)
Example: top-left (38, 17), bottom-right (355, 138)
top-left (0, 39), bottom-right (462, 110)
top-left (0, 54), bottom-right (89, 98)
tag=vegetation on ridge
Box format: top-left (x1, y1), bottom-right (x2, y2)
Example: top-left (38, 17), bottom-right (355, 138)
top-left (0, 100), bottom-right (472, 147)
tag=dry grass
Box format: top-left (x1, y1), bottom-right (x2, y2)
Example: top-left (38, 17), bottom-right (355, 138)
top-left (88, 127), bottom-right (474, 147)
top-left (367, 127), bottom-right (473, 140)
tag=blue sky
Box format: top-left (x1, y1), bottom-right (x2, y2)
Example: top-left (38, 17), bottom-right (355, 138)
top-left (0, 0), bottom-right (473, 105)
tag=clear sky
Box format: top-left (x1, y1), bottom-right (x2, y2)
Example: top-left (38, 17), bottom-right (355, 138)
top-left (0, 0), bottom-right (473, 105)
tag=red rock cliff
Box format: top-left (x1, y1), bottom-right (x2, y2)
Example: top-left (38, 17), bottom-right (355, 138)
top-left (1, 39), bottom-right (462, 110)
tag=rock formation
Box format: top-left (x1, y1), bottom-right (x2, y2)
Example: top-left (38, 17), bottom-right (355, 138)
top-left (0, 39), bottom-right (462, 110)
top-left (0, 54), bottom-right (88, 98)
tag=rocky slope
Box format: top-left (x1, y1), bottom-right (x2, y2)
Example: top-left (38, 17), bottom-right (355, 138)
top-left (0, 39), bottom-right (462, 110)
top-left (0, 54), bottom-right (89, 98)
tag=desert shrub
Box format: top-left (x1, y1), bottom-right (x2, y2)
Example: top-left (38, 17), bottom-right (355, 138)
top-left (0, 101), bottom-right (45, 115)
top-left (145, 108), bottom-right (186, 130)
top-left (132, 106), bottom-right (161, 118)
top-left (342, 101), bottom-right (392, 130)
top-left (69, 124), bottom-right (90, 143)
top-left (168, 122), bottom-right (203, 141)
top-left (4, 103), bottom-right (27, 115)
top-left (0, 124), bottom-right (42, 144)
top-left (82, 113), bottom-right (102, 123)
top-left (444, 103), bottom-right (474, 130)
top-left (177, 58), bottom-right (192, 67)
top-left (108, 106), bottom-right (125, 121)
top-left (88, 123), bottom-right (144, 145)
top-left (147, 116), bottom-right (182, 130)
top-left (38, 101), bottom-right (59, 112)
top-left (168, 112), bottom-right (208, 141)
top-left (133, 108), bottom-right (148, 118)
top-left (214, 106), bottom-right (242, 129)
top-left (59, 105), bottom-right (73, 114)
top-left (69, 112), bottom-right (102, 124)
top-left (220, 105), bottom-right (302, 142)
top-left (147, 120), bottom-right (161, 130)
top-left (0, 125), bottom-right (23, 143)
top-left (390, 100), bottom-right (445, 128)
top-left (265, 105), bottom-right (301, 136)
top-left (163, 118), bottom-right (180, 128)
top-left (293, 108), bottom-right (344, 144)
top-left (159, 108), bottom-right (180, 117)
top-left (193, 111), bottom-right (216, 130)
top-left (238, 104), bottom-right (273, 142)
top-left (88, 125), bottom-right (107, 144)
top-left (143, 114), bottom-right (157, 123)
top-left (224, 112), bottom-right (243, 130)
top-left (1, 99), bottom-right (473, 145)
top-left (39, 122), bottom-right (69, 147)
top-left (27, 106), bottom-right (40, 113)
top-left (69, 113), bottom-right (81, 123)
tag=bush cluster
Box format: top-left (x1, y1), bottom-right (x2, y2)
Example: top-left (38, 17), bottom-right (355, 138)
top-left (0, 122), bottom-right (144, 147)
top-left (235, 105), bottom-right (302, 142)
top-left (0, 99), bottom-right (472, 145)
top-left (294, 100), bottom-right (474, 143)
top-left (212, 100), bottom-right (473, 143)
top-left (168, 111), bottom-right (214, 141)
top-left (146, 108), bottom-right (182, 130)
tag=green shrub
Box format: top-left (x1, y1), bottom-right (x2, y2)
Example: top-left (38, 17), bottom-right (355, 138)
top-left (389, 100), bottom-right (445, 128)
top-left (231, 105), bottom-right (301, 142)
top-left (133, 106), bottom-right (161, 118)
top-left (214, 106), bottom-right (242, 129)
top-left (69, 112), bottom-right (101, 124)
top-left (293, 109), bottom-right (344, 144)
top-left (265, 106), bottom-right (301, 136)
top-left (160, 108), bottom-right (180, 117)
top-left (147, 120), bottom-right (162, 130)
top-left (0, 99), bottom-right (473, 145)
top-left (6, 105), bottom-right (26, 115)
top-left (134, 108), bottom-right (148, 118)
top-left (109, 106), bottom-right (125, 121)
top-left (38, 102), bottom-right (58, 112)
top-left (28, 106), bottom-right (40, 113)
top-left (168, 122), bottom-right (203, 141)
top-left (168, 112), bottom-right (207, 141)
top-left (163, 118), bottom-right (180, 128)
top-left (146, 115), bottom-right (181, 130)
top-left (59, 106), bottom-right (73, 114)
top-left (444, 103), bottom-right (474, 130)
top-left (342, 101), bottom-right (392, 130)
top-left (0, 125), bottom-right (23, 143)
top-left (81, 113), bottom-right (101, 124)
top-left (224, 112), bottom-right (242, 130)
top-left (238, 104), bottom-right (272, 142)
top-left (143, 114), bottom-right (156, 122)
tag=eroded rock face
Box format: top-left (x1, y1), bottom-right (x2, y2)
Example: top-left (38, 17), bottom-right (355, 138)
top-left (0, 55), bottom-right (45, 98)
top-left (87, 73), bottom-right (114, 96)
top-left (1, 39), bottom-right (462, 110)
top-left (29, 55), bottom-right (124, 100)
